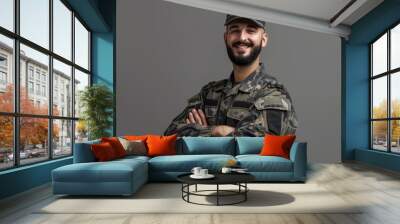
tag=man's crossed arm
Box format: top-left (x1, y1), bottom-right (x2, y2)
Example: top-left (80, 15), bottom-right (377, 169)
top-left (186, 108), bottom-right (235, 137)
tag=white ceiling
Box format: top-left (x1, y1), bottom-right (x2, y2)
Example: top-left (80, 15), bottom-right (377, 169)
top-left (222, 0), bottom-right (353, 22)
top-left (163, 0), bottom-right (384, 38)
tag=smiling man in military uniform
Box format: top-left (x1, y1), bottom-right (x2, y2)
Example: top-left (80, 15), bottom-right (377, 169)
top-left (164, 15), bottom-right (298, 137)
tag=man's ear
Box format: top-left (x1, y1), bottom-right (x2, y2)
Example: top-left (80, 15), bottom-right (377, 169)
top-left (224, 32), bottom-right (227, 42)
top-left (261, 31), bottom-right (268, 48)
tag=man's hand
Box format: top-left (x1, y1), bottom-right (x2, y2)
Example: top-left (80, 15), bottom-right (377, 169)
top-left (211, 125), bottom-right (235, 137)
top-left (186, 108), bottom-right (208, 127)
top-left (185, 109), bottom-right (235, 136)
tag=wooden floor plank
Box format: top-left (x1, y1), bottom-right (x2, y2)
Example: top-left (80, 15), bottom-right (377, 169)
top-left (1, 162), bottom-right (400, 224)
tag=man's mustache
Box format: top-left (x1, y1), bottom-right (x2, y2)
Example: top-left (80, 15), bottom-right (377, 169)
top-left (233, 41), bottom-right (253, 47)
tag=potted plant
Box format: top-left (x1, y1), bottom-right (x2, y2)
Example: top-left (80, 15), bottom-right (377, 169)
top-left (79, 84), bottom-right (113, 140)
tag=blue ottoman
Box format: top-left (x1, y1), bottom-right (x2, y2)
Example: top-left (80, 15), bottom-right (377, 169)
top-left (52, 156), bottom-right (148, 196)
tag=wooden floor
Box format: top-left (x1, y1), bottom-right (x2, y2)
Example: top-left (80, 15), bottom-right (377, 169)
top-left (1, 162), bottom-right (400, 224)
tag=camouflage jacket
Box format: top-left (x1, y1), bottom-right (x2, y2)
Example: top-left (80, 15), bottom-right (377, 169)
top-left (164, 63), bottom-right (298, 137)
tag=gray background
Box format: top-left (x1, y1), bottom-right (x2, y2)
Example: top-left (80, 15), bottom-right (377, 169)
top-left (116, 0), bottom-right (341, 162)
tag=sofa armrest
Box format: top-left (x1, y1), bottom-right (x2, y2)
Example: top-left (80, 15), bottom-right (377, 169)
top-left (73, 140), bottom-right (100, 163)
top-left (289, 142), bottom-right (307, 181)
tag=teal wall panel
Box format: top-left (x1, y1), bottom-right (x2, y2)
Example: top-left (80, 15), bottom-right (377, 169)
top-left (355, 148), bottom-right (400, 172)
top-left (0, 157), bottom-right (72, 199)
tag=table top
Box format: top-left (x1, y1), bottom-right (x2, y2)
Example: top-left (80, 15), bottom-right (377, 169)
top-left (177, 172), bottom-right (255, 185)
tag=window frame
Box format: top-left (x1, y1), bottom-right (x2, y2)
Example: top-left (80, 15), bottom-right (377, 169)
top-left (369, 20), bottom-right (400, 154)
top-left (0, 0), bottom-right (92, 171)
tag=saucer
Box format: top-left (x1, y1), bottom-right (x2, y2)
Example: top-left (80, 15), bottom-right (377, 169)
top-left (190, 174), bottom-right (215, 179)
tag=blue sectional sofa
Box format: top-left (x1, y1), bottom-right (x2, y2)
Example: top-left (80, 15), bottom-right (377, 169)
top-left (52, 137), bottom-right (307, 196)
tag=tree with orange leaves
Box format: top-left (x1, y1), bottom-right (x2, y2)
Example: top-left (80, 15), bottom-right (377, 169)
top-left (0, 84), bottom-right (59, 151)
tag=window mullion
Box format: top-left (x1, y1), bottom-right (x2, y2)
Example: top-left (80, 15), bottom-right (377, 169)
top-left (13, 0), bottom-right (20, 167)
top-left (71, 10), bottom-right (76, 155)
top-left (388, 30), bottom-right (391, 153)
top-left (48, 0), bottom-right (54, 160)
top-left (370, 45), bottom-right (374, 150)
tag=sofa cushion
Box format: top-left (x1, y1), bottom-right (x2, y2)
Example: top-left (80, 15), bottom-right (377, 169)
top-left (115, 155), bottom-right (150, 163)
top-left (148, 154), bottom-right (235, 172)
top-left (178, 137), bottom-right (235, 155)
top-left (52, 158), bottom-right (148, 183)
top-left (118, 137), bottom-right (147, 156)
top-left (147, 134), bottom-right (177, 157)
top-left (101, 137), bottom-right (127, 158)
top-left (235, 137), bottom-right (264, 155)
top-left (52, 156), bottom-right (149, 195)
top-left (90, 142), bottom-right (118, 161)
top-left (236, 155), bottom-right (293, 172)
top-left (260, 134), bottom-right (296, 159)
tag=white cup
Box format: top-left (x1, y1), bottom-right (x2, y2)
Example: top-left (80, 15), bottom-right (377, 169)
top-left (200, 169), bottom-right (208, 176)
top-left (221, 167), bottom-right (232, 174)
top-left (191, 167), bottom-right (202, 176)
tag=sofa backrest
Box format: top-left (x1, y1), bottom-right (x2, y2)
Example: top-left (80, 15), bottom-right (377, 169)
top-left (235, 137), bottom-right (264, 155)
top-left (74, 136), bottom-right (298, 162)
top-left (176, 137), bottom-right (236, 155)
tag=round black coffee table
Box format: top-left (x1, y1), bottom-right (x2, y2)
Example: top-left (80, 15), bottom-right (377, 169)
top-left (177, 173), bottom-right (255, 206)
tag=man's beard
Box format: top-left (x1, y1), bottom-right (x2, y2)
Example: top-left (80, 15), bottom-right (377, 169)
top-left (226, 40), bottom-right (262, 66)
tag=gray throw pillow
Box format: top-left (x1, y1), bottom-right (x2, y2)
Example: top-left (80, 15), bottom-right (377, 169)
top-left (118, 137), bottom-right (147, 156)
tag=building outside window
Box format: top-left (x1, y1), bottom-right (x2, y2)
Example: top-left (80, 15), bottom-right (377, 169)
top-left (0, 71), bottom-right (6, 84)
top-left (0, 55), bottom-right (7, 67)
top-left (54, 89), bottom-right (58, 102)
top-left (28, 67), bottom-right (34, 80)
top-left (35, 70), bottom-right (40, 81)
top-left (35, 83), bottom-right (40, 95)
top-left (28, 81), bottom-right (34, 94)
top-left (0, 54), bottom-right (7, 91)
top-left (41, 73), bottom-right (46, 83)
top-left (41, 85), bottom-right (46, 97)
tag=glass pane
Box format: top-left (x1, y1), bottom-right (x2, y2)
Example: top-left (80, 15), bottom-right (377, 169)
top-left (0, 116), bottom-right (13, 170)
top-left (372, 76), bottom-right (387, 119)
top-left (391, 120), bottom-right (400, 153)
top-left (391, 24), bottom-right (400, 70)
top-left (74, 17), bottom-right (89, 70)
top-left (0, 34), bottom-right (14, 112)
top-left (0, 0), bottom-right (14, 31)
top-left (53, 59), bottom-right (72, 117)
top-left (372, 33), bottom-right (387, 76)
top-left (53, 0), bottom-right (72, 60)
top-left (75, 120), bottom-right (88, 143)
top-left (372, 121), bottom-right (387, 151)
top-left (74, 69), bottom-right (89, 118)
top-left (53, 119), bottom-right (72, 157)
top-left (20, 44), bottom-right (49, 115)
top-left (391, 72), bottom-right (400, 118)
top-left (20, 117), bottom-right (49, 165)
top-left (20, 0), bottom-right (49, 49)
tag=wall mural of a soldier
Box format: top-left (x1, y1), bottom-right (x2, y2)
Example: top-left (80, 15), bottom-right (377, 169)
top-left (164, 15), bottom-right (298, 137)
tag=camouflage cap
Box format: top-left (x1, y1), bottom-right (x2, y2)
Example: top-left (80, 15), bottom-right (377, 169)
top-left (224, 14), bottom-right (266, 29)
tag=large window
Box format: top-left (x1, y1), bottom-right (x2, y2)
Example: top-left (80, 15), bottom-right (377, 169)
top-left (370, 22), bottom-right (400, 153)
top-left (0, 0), bottom-right (91, 171)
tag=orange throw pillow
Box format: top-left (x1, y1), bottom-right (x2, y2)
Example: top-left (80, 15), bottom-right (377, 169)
top-left (91, 142), bottom-right (117, 161)
top-left (146, 134), bottom-right (177, 157)
top-left (124, 135), bottom-right (148, 141)
top-left (259, 134), bottom-right (296, 159)
top-left (101, 137), bottom-right (127, 158)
